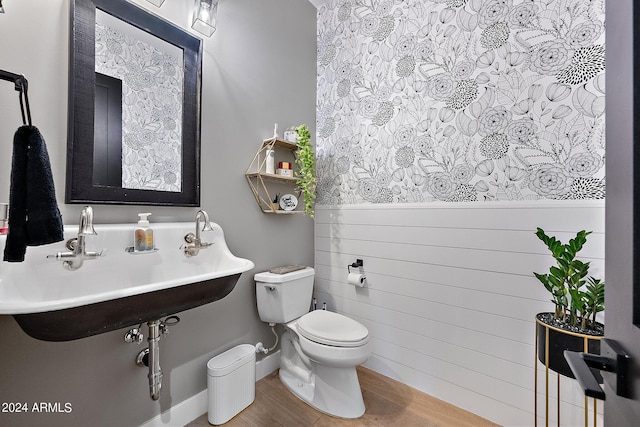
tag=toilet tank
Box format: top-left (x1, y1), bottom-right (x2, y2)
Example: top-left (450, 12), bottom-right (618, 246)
top-left (255, 267), bottom-right (314, 324)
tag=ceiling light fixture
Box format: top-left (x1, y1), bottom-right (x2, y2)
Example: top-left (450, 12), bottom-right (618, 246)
top-left (192, 0), bottom-right (218, 37)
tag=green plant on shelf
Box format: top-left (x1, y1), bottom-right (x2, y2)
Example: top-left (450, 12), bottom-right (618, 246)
top-left (294, 124), bottom-right (316, 217)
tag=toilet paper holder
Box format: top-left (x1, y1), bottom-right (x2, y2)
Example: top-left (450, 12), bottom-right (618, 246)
top-left (347, 259), bottom-right (366, 287)
top-left (347, 259), bottom-right (363, 273)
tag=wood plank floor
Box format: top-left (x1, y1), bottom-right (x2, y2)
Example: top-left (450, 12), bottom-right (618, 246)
top-left (186, 366), bottom-right (499, 427)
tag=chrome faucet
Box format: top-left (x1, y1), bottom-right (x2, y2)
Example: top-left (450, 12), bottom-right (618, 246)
top-left (183, 209), bottom-right (213, 257)
top-left (48, 206), bottom-right (103, 270)
top-left (78, 205), bottom-right (96, 237)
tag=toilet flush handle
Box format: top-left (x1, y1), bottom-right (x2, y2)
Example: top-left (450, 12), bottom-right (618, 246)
top-left (264, 285), bottom-right (276, 291)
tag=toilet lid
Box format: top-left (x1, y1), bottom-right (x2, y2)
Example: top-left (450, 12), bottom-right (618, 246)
top-left (297, 310), bottom-right (369, 347)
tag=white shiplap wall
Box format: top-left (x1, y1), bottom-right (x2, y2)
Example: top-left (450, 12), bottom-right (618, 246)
top-left (314, 201), bottom-right (605, 426)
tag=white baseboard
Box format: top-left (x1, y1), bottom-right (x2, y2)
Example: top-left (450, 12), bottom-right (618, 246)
top-left (255, 350), bottom-right (280, 380)
top-left (139, 350), bottom-right (280, 427)
top-left (138, 388), bottom-right (208, 427)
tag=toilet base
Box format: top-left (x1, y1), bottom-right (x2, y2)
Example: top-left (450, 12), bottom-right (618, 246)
top-left (279, 365), bottom-right (365, 419)
top-left (279, 331), bottom-right (365, 419)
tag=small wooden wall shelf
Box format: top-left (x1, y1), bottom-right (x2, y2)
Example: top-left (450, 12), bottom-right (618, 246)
top-left (245, 137), bottom-right (303, 214)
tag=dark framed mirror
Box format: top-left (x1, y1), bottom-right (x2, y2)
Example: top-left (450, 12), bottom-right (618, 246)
top-left (67, 0), bottom-right (202, 206)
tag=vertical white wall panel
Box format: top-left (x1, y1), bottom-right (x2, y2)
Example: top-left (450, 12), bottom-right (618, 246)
top-left (314, 201), bottom-right (605, 426)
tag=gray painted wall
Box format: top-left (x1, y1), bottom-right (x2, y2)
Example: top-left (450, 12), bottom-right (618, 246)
top-left (0, 1), bottom-right (316, 426)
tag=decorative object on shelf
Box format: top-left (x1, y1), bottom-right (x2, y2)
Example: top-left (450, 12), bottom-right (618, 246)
top-left (276, 169), bottom-right (293, 177)
top-left (532, 228), bottom-right (605, 427)
top-left (279, 194), bottom-right (298, 211)
top-left (293, 124), bottom-right (316, 217)
top-left (277, 161), bottom-right (293, 176)
top-left (284, 128), bottom-right (298, 143)
top-left (271, 194), bottom-right (280, 211)
top-left (265, 149), bottom-right (275, 174)
top-left (192, 0), bottom-right (218, 37)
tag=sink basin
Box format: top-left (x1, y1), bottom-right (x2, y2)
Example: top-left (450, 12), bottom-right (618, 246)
top-left (0, 222), bottom-right (254, 341)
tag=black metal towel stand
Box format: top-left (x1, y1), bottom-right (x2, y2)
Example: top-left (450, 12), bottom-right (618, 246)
top-left (0, 69), bottom-right (32, 126)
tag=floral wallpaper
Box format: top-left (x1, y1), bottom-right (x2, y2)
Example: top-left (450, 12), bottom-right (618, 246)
top-left (315, 0), bottom-right (605, 204)
top-left (96, 22), bottom-right (183, 192)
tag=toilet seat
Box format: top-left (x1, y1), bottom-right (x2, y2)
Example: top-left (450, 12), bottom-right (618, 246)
top-left (297, 310), bottom-right (368, 347)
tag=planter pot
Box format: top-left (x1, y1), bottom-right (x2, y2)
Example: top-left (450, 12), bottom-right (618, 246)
top-left (535, 312), bottom-right (603, 380)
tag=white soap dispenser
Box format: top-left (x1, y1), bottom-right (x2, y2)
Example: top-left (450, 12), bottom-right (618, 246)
top-left (134, 213), bottom-right (153, 252)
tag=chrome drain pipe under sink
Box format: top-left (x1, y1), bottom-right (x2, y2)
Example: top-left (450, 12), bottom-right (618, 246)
top-left (146, 320), bottom-right (162, 400)
top-left (127, 316), bottom-right (180, 401)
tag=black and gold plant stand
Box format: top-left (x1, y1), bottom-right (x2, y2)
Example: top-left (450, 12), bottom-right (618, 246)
top-left (534, 313), bottom-right (603, 427)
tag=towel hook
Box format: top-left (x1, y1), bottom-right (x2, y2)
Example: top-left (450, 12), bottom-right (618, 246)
top-left (0, 70), bottom-right (32, 126)
top-left (17, 76), bottom-right (32, 127)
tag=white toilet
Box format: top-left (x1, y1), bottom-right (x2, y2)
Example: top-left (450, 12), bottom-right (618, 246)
top-left (255, 267), bottom-right (370, 419)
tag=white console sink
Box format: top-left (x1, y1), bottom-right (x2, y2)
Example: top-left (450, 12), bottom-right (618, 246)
top-left (0, 222), bottom-right (254, 341)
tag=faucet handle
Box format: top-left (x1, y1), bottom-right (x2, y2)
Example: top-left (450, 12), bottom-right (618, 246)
top-left (124, 327), bottom-right (144, 344)
top-left (65, 238), bottom-right (77, 251)
top-left (160, 316), bottom-right (180, 336)
top-left (84, 249), bottom-right (107, 260)
top-left (46, 251), bottom-right (75, 260)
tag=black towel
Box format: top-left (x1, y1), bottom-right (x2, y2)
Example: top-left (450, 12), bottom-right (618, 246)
top-left (3, 125), bottom-right (64, 262)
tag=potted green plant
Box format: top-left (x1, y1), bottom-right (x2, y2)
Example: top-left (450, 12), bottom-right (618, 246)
top-left (293, 124), bottom-right (316, 217)
top-left (533, 228), bottom-right (605, 378)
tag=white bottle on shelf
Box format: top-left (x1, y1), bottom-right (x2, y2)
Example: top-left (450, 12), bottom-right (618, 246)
top-left (265, 149), bottom-right (275, 174)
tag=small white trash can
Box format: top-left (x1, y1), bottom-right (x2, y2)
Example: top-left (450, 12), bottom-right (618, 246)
top-left (207, 344), bottom-right (256, 425)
